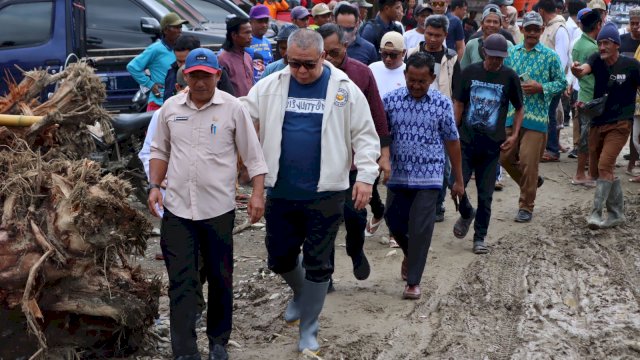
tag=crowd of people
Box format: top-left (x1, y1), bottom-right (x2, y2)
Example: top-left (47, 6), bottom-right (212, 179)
top-left (127, 0), bottom-right (640, 358)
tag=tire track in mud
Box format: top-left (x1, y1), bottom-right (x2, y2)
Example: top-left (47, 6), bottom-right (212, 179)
top-left (365, 196), bottom-right (640, 359)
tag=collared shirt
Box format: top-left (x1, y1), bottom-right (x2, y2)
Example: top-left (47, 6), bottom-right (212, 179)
top-left (347, 35), bottom-right (378, 65)
top-left (339, 56), bottom-right (390, 146)
top-left (150, 90), bottom-right (268, 221)
top-left (218, 48), bottom-right (255, 97)
top-left (504, 42), bottom-right (566, 132)
top-left (573, 33), bottom-right (598, 103)
top-left (383, 87), bottom-right (459, 190)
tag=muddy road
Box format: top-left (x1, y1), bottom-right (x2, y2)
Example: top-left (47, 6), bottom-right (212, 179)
top-left (132, 147), bottom-right (640, 360)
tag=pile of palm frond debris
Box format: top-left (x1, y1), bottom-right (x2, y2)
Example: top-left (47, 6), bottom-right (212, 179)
top-left (0, 63), bottom-right (159, 359)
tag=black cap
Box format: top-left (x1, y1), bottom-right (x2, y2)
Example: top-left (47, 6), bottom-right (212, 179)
top-left (414, 3), bottom-right (433, 16)
top-left (483, 33), bottom-right (508, 58)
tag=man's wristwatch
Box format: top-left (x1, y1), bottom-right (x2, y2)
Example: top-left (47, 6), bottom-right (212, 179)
top-left (148, 183), bottom-right (162, 193)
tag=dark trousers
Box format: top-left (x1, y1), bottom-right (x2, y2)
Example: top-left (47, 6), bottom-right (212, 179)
top-left (437, 153), bottom-right (451, 211)
top-left (343, 170), bottom-right (367, 258)
top-left (384, 188), bottom-right (439, 286)
top-left (459, 140), bottom-right (500, 242)
top-left (160, 209), bottom-right (235, 356)
top-left (546, 94), bottom-right (562, 155)
top-left (369, 176), bottom-right (385, 219)
top-left (265, 193), bottom-right (344, 283)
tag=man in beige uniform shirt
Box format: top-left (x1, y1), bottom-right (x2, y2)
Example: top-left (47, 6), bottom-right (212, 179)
top-left (148, 48), bottom-right (268, 360)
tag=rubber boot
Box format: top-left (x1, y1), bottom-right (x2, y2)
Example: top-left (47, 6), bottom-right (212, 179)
top-left (280, 255), bottom-right (305, 324)
top-left (587, 179), bottom-right (612, 230)
top-left (298, 279), bottom-right (330, 354)
top-left (603, 178), bottom-right (626, 228)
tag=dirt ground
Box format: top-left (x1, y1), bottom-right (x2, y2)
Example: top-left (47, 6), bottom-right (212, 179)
top-left (129, 133), bottom-right (640, 360)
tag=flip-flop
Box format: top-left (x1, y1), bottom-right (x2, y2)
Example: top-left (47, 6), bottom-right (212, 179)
top-left (541, 152), bottom-right (560, 162)
top-left (364, 217), bottom-right (383, 237)
top-left (453, 209), bottom-right (476, 239)
top-left (389, 237), bottom-right (400, 248)
top-left (629, 176), bottom-right (640, 183)
top-left (571, 178), bottom-right (596, 187)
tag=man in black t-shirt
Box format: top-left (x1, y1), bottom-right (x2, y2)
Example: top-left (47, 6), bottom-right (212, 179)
top-left (452, 34), bottom-right (524, 254)
top-left (571, 22), bottom-right (640, 230)
top-left (620, 8), bottom-right (640, 58)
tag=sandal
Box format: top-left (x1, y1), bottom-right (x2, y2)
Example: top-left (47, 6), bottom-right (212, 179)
top-left (453, 209), bottom-right (476, 239)
top-left (571, 178), bottom-right (596, 187)
top-left (473, 242), bottom-right (489, 254)
top-left (541, 151), bottom-right (560, 162)
top-left (364, 217), bottom-right (383, 237)
top-left (629, 176), bottom-right (640, 183)
top-left (389, 236), bottom-right (400, 248)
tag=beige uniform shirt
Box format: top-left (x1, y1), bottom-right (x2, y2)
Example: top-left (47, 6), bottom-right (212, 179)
top-left (151, 90), bottom-right (268, 221)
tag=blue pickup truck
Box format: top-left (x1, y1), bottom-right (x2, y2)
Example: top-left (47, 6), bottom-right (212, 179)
top-left (0, 0), bottom-right (246, 112)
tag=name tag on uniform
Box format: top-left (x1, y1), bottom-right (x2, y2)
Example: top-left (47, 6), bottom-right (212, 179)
top-left (174, 116), bottom-right (189, 121)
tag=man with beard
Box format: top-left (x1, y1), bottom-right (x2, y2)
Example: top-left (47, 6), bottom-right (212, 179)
top-left (500, 11), bottom-right (566, 223)
top-left (218, 15), bottom-right (254, 96)
top-left (572, 22), bottom-right (640, 229)
top-left (335, 2), bottom-right (378, 65)
top-left (318, 23), bottom-right (391, 290)
top-left (452, 33), bottom-right (524, 254)
top-left (461, 4), bottom-right (512, 69)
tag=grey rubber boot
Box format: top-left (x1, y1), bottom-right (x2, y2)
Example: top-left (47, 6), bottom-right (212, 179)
top-left (587, 179), bottom-right (612, 230)
top-left (298, 279), bottom-right (330, 353)
top-left (280, 255), bottom-right (305, 323)
top-left (603, 178), bottom-right (626, 228)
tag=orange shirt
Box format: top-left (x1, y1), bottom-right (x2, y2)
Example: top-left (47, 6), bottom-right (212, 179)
top-left (264, 0), bottom-right (288, 19)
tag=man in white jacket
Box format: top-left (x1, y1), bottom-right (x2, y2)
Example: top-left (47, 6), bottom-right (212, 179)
top-left (240, 28), bottom-right (380, 355)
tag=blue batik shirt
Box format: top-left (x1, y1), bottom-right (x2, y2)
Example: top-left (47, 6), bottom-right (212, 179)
top-left (383, 87), bottom-right (459, 190)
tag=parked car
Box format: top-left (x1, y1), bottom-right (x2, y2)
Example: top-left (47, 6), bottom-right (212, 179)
top-left (0, 0), bottom-right (235, 112)
top-left (609, 0), bottom-right (639, 30)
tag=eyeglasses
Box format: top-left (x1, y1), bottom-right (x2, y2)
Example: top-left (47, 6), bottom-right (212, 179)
top-left (380, 51), bottom-right (401, 59)
top-left (288, 58), bottom-right (319, 70)
top-left (339, 25), bottom-right (356, 33)
top-left (325, 48), bottom-right (343, 58)
top-left (431, 1), bottom-right (446, 7)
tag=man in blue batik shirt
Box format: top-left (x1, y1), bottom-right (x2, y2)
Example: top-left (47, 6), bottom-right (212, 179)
top-left (383, 52), bottom-right (464, 301)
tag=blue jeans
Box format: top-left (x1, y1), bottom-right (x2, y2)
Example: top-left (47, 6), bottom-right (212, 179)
top-left (546, 94), bottom-right (562, 156)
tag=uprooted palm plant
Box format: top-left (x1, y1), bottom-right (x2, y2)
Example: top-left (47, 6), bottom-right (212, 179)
top-left (0, 63), bottom-right (159, 359)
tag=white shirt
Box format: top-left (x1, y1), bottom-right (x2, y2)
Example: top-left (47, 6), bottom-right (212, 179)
top-left (369, 61), bottom-right (407, 99)
top-left (555, 26), bottom-right (570, 71)
top-left (138, 110), bottom-right (166, 198)
top-left (403, 29), bottom-right (424, 52)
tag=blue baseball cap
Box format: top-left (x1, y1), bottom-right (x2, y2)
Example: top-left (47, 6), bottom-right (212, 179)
top-left (184, 48), bottom-right (221, 74)
top-left (577, 8), bottom-right (592, 21)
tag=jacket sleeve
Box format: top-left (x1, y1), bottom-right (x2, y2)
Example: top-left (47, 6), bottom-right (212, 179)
top-left (364, 70), bottom-right (391, 147)
top-left (127, 45), bottom-right (156, 89)
top-left (350, 84), bottom-right (381, 184)
top-left (238, 83), bottom-right (262, 129)
top-left (234, 104), bottom-right (269, 179)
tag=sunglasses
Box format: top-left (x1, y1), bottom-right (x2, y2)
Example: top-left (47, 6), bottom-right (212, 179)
top-left (431, 1), bottom-right (446, 6)
top-left (325, 48), bottom-right (343, 58)
top-left (380, 51), bottom-right (401, 59)
top-left (339, 25), bottom-right (356, 33)
top-left (288, 59), bottom-right (319, 70)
